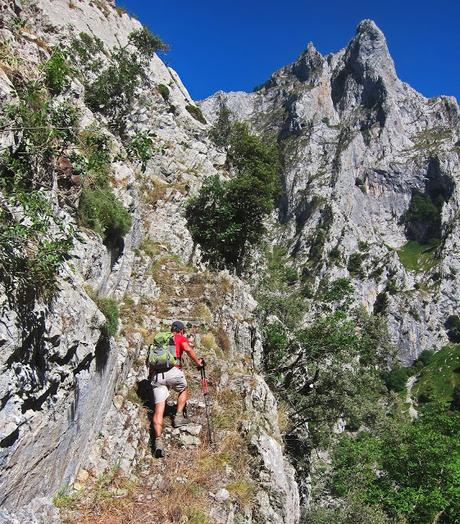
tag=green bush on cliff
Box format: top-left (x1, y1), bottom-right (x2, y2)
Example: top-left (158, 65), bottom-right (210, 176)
top-left (85, 287), bottom-right (120, 337)
top-left (79, 187), bottom-right (132, 242)
top-left (41, 49), bottom-right (72, 95)
top-left (0, 80), bottom-right (75, 300)
top-left (72, 127), bottom-right (132, 243)
top-left (83, 27), bottom-right (167, 134)
top-left (128, 27), bottom-right (169, 56)
top-left (186, 104), bottom-right (207, 124)
top-left (186, 123), bottom-right (280, 271)
top-left (84, 47), bottom-right (145, 133)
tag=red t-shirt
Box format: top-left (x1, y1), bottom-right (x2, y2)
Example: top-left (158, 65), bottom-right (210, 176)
top-left (173, 333), bottom-right (188, 363)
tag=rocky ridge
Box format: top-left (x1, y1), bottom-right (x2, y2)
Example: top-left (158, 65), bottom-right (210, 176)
top-left (0, 1), bottom-right (299, 522)
top-left (201, 19), bottom-right (460, 363)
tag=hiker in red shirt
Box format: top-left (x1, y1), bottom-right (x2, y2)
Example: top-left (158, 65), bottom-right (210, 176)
top-left (150, 321), bottom-right (203, 458)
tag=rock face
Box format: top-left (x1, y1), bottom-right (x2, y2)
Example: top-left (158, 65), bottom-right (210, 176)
top-left (201, 20), bottom-right (460, 363)
top-left (0, 0), bottom-right (299, 522)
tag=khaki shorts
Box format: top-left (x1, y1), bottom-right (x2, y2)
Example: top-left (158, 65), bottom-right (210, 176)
top-left (152, 367), bottom-right (187, 404)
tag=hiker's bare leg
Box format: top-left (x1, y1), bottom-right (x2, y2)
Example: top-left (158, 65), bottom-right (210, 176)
top-left (177, 387), bottom-right (188, 413)
top-left (153, 400), bottom-right (166, 438)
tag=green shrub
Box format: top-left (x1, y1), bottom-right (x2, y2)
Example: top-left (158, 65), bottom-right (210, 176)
top-left (79, 187), bottom-right (131, 243)
top-left (186, 123), bottom-right (279, 271)
top-left (86, 288), bottom-right (119, 337)
top-left (319, 277), bottom-right (354, 302)
top-left (125, 132), bottom-right (153, 172)
top-left (382, 366), bottom-right (410, 392)
top-left (330, 407), bottom-right (460, 523)
top-left (264, 322), bottom-right (289, 367)
top-left (417, 349), bottom-right (434, 366)
top-left (385, 278), bottom-right (398, 295)
top-left (84, 47), bottom-right (145, 132)
top-left (209, 105), bottom-right (232, 147)
top-left (75, 127), bottom-right (112, 180)
top-left (157, 83), bottom-right (169, 100)
top-left (402, 191), bottom-right (442, 243)
top-left (98, 297), bottom-right (119, 337)
top-left (347, 252), bottom-right (364, 277)
top-left (258, 292), bottom-right (306, 329)
top-left (329, 246), bottom-right (341, 263)
top-left (0, 80), bottom-right (75, 301)
top-left (70, 32), bottom-right (105, 71)
top-left (445, 315), bottom-right (460, 342)
top-left (50, 101), bottom-right (80, 146)
top-left (412, 345), bottom-right (460, 405)
top-left (358, 240), bottom-right (369, 252)
top-left (128, 27), bottom-right (169, 56)
top-left (186, 104), bottom-right (207, 124)
top-left (282, 266), bottom-right (298, 285)
top-left (41, 49), bottom-right (72, 95)
top-left (373, 291), bottom-right (388, 315)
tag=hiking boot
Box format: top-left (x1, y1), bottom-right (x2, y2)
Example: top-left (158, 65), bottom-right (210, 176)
top-left (173, 413), bottom-right (189, 428)
top-left (154, 437), bottom-right (165, 458)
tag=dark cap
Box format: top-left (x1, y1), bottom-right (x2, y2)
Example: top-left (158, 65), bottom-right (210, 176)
top-left (171, 320), bottom-right (185, 332)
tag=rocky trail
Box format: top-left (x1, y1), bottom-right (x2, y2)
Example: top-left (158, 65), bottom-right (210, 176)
top-left (54, 242), bottom-right (298, 524)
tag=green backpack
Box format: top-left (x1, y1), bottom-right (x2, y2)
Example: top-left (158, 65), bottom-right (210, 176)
top-left (148, 331), bottom-right (178, 372)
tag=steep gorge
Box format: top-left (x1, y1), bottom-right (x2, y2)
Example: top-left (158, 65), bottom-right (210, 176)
top-left (0, 2), bottom-right (459, 523)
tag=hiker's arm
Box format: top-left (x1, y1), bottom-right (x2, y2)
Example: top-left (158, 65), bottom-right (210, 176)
top-left (182, 341), bottom-right (203, 367)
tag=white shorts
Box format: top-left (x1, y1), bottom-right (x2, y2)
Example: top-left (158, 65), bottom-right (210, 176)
top-left (152, 367), bottom-right (187, 403)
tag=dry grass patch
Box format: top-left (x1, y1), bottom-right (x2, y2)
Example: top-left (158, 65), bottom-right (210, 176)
top-left (218, 274), bottom-right (234, 295)
top-left (57, 467), bottom-right (138, 523)
top-left (140, 178), bottom-right (168, 207)
top-left (137, 239), bottom-right (164, 258)
top-left (213, 387), bottom-right (244, 431)
top-left (276, 399), bottom-right (291, 434)
top-left (191, 303), bottom-right (213, 324)
top-left (227, 478), bottom-right (255, 508)
top-left (214, 326), bottom-right (232, 354)
top-left (150, 252), bottom-right (186, 287)
top-left (201, 332), bottom-right (217, 351)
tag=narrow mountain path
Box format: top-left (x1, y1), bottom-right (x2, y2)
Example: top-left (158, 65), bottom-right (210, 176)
top-left (58, 243), bottom-right (257, 523)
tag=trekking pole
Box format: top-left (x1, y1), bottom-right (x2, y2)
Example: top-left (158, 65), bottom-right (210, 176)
top-left (200, 360), bottom-right (213, 445)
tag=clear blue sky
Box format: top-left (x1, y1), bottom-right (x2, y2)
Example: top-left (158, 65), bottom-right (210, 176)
top-left (116, 0), bottom-right (459, 103)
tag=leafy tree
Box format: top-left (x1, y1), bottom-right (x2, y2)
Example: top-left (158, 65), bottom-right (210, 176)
top-left (382, 366), bottom-right (411, 392)
top-left (275, 310), bottom-right (394, 448)
top-left (186, 123), bottom-right (280, 271)
top-left (209, 105), bottom-right (232, 147)
top-left (128, 27), bottom-right (169, 56)
top-left (330, 405), bottom-right (460, 523)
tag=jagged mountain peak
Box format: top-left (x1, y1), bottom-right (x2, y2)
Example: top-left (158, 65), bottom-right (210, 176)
top-left (344, 19), bottom-right (397, 80)
top-left (356, 18), bottom-right (384, 37)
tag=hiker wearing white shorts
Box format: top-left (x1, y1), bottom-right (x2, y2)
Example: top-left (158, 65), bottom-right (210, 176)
top-left (149, 321), bottom-right (203, 458)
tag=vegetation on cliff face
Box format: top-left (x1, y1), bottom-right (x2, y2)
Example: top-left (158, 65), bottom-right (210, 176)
top-left (255, 230), bottom-right (460, 523)
top-left (186, 115), bottom-right (280, 271)
top-left (3, 5), bottom-right (460, 523)
top-left (0, 70), bottom-right (76, 301)
top-left (0, 24), bottom-right (165, 308)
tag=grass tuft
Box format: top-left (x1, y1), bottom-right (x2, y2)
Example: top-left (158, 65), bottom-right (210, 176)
top-left (397, 240), bottom-right (439, 272)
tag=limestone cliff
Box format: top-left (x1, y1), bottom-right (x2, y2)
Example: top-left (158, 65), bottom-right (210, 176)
top-left (0, 1), bottom-right (299, 522)
top-left (201, 20), bottom-right (460, 364)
